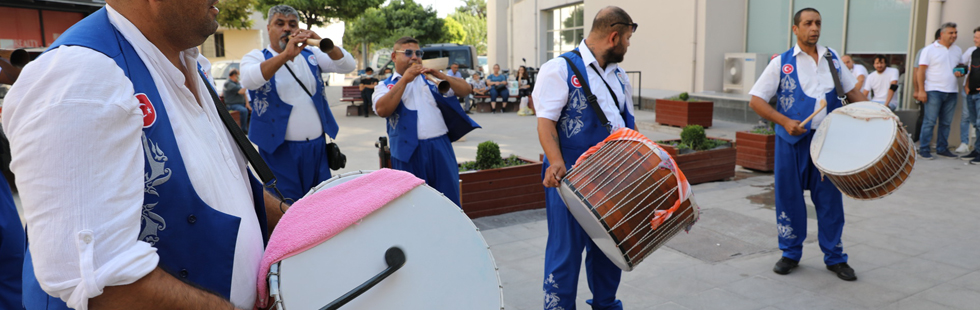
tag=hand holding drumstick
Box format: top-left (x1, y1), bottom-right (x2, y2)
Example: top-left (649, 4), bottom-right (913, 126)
top-left (793, 99), bottom-right (827, 133)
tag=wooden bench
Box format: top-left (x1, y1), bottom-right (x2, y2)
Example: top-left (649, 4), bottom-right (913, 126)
top-left (341, 86), bottom-right (368, 116)
top-left (473, 95), bottom-right (534, 113)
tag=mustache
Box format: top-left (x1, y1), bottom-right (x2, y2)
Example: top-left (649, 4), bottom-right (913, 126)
top-left (280, 32), bottom-right (291, 40)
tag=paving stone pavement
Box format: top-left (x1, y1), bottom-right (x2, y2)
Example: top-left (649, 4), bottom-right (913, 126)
top-left (11, 91), bottom-right (980, 309)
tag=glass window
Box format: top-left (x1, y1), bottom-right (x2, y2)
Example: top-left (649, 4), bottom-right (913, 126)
top-left (545, 3), bottom-right (584, 60)
top-left (746, 0), bottom-right (792, 56)
top-left (791, 0), bottom-right (845, 53)
top-left (846, 0), bottom-right (912, 54)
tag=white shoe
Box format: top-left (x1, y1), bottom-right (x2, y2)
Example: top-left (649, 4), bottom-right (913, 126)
top-left (956, 143), bottom-right (970, 154)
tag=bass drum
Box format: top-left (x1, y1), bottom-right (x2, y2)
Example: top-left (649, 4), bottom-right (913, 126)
top-left (269, 171), bottom-right (504, 309)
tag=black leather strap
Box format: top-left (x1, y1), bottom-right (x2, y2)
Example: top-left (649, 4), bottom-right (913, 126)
top-left (824, 51), bottom-right (848, 104)
top-left (198, 71), bottom-right (278, 186)
top-left (560, 50), bottom-right (611, 133)
top-left (587, 63), bottom-right (623, 113)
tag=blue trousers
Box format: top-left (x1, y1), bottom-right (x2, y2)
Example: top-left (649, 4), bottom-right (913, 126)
top-left (967, 93), bottom-right (980, 150)
top-left (259, 136), bottom-right (331, 202)
top-left (226, 103), bottom-right (249, 133)
top-left (775, 133), bottom-right (847, 265)
top-left (489, 87), bottom-right (510, 103)
top-left (920, 91), bottom-right (957, 153)
top-left (541, 158), bottom-right (623, 310)
top-left (0, 174), bottom-right (24, 310)
top-left (391, 135), bottom-right (460, 206)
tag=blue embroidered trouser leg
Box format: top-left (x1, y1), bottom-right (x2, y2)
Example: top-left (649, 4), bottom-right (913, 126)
top-left (541, 159), bottom-right (622, 310)
top-left (391, 135), bottom-right (460, 206)
top-left (774, 133), bottom-right (847, 265)
top-left (259, 136), bottom-right (331, 201)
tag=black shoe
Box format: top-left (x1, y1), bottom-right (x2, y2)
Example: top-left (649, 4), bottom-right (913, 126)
top-left (826, 262), bottom-right (857, 281)
top-left (962, 150), bottom-right (980, 161)
top-left (773, 257), bottom-right (799, 275)
top-left (971, 156), bottom-right (980, 165)
top-left (936, 150), bottom-right (957, 158)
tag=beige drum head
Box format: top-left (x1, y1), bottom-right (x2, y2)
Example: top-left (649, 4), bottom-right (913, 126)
top-left (811, 102), bottom-right (898, 175)
top-left (274, 171), bottom-right (503, 309)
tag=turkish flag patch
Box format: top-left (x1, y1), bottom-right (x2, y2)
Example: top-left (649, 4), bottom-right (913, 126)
top-left (136, 93), bottom-right (156, 128)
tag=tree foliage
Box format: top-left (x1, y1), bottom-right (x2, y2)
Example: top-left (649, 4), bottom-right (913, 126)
top-left (456, 0), bottom-right (486, 17)
top-left (447, 10), bottom-right (486, 55)
top-left (216, 0), bottom-right (258, 30)
top-left (258, 0), bottom-right (385, 29)
top-left (442, 16), bottom-right (466, 45)
top-left (344, 0), bottom-right (444, 50)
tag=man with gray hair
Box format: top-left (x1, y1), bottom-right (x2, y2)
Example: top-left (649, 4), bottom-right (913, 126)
top-left (915, 22), bottom-right (963, 159)
top-left (241, 5), bottom-right (356, 201)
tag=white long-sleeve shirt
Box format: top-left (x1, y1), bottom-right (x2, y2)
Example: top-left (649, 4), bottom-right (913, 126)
top-left (2, 5), bottom-right (262, 309)
top-left (532, 40), bottom-right (633, 131)
top-left (240, 45), bottom-right (355, 141)
top-left (372, 72), bottom-right (450, 139)
top-left (749, 44), bottom-right (857, 128)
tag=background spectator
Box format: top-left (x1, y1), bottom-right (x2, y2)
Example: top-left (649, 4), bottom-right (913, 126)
top-left (487, 64), bottom-right (510, 113)
top-left (359, 67), bottom-right (379, 118)
top-left (842, 55), bottom-right (868, 93)
top-left (516, 66), bottom-right (534, 116)
top-left (862, 55), bottom-right (900, 110)
top-left (915, 22), bottom-right (962, 159)
top-left (223, 69), bottom-right (249, 133)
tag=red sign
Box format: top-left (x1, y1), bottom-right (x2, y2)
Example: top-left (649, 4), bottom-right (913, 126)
top-left (0, 7), bottom-right (43, 48)
top-left (782, 64), bottom-right (794, 74)
top-left (136, 93), bottom-right (157, 127)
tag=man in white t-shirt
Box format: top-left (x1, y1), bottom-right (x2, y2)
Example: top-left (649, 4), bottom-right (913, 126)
top-left (915, 22), bottom-right (964, 159)
top-left (862, 55), bottom-right (900, 110)
top-left (842, 55), bottom-right (868, 92)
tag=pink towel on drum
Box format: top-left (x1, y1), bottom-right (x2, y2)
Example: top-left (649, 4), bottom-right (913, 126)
top-left (255, 169), bottom-right (425, 308)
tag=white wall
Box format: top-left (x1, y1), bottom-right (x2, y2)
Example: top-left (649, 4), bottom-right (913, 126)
top-left (696, 0), bottom-right (746, 92)
top-left (488, 0), bottom-right (510, 71)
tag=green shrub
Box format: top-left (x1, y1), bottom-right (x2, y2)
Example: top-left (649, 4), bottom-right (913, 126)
top-left (681, 125), bottom-right (707, 150)
top-left (475, 140), bottom-right (503, 170)
top-left (750, 121), bottom-right (776, 135)
top-left (666, 92), bottom-right (691, 102)
top-left (460, 154), bottom-right (526, 172)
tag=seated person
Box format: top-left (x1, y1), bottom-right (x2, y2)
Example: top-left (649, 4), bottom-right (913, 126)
top-left (516, 66), bottom-right (534, 116)
top-left (359, 67), bottom-right (379, 117)
top-left (487, 64), bottom-right (509, 113)
top-left (222, 69), bottom-right (249, 133)
top-left (465, 73), bottom-right (488, 113)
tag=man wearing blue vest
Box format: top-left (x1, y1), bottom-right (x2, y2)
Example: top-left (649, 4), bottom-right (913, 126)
top-left (748, 8), bottom-right (868, 282)
top-left (241, 5), bottom-right (355, 202)
top-left (373, 36), bottom-right (480, 207)
top-left (534, 7), bottom-right (636, 310)
top-left (3, 0), bottom-right (289, 308)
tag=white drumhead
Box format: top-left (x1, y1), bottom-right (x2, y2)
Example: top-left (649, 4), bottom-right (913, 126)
top-left (277, 171), bottom-right (503, 309)
top-left (559, 183), bottom-right (633, 271)
top-left (812, 102), bottom-right (897, 174)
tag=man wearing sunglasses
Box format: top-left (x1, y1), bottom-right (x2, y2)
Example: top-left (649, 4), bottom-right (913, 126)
top-left (534, 6), bottom-right (635, 310)
top-left (240, 5), bottom-right (356, 201)
top-left (373, 37), bottom-right (480, 206)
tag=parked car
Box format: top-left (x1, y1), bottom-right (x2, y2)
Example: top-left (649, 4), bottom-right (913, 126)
top-left (420, 43), bottom-right (478, 78)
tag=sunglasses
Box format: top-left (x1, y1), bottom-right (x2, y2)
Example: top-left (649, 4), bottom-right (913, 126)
top-left (394, 49), bottom-right (425, 58)
top-left (611, 22), bottom-right (638, 33)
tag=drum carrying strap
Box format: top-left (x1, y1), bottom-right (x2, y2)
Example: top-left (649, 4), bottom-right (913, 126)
top-left (198, 71), bottom-right (292, 210)
top-left (824, 51), bottom-right (848, 105)
top-left (560, 51), bottom-right (612, 133)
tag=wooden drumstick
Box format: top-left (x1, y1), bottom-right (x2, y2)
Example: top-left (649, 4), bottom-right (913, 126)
top-left (798, 99), bottom-right (827, 128)
top-left (305, 38), bottom-right (334, 53)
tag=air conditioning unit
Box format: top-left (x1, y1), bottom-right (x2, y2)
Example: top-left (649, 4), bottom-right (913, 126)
top-left (723, 53), bottom-right (770, 95)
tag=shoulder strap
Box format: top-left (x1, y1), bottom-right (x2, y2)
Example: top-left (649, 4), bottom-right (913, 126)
top-left (588, 63), bottom-right (623, 112)
top-left (284, 63), bottom-right (314, 97)
top-left (560, 50), bottom-right (611, 133)
top-left (824, 50), bottom-right (848, 105)
top-left (198, 70), bottom-right (289, 201)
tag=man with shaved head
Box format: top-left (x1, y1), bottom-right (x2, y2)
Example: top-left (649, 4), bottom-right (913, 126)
top-left (748, 7), bottom-right (867, 282)
top-left (5, 0), bottom-right (290, 309)
top-left (534, 6), bottom-right (636, 309)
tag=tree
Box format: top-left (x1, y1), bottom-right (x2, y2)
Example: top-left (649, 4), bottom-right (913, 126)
top-left (442, 16), bottom-right (466, 45)
top-left (257, 0), bottom-right (385, 29)
top-left (447, 11), bottom-right (486, 55)
top-left (455, 0), bottom-right (486, 17)
top-left (344, 0), bottom-right (444, 48)
top-left (215, 0), bottom-right (258, 30)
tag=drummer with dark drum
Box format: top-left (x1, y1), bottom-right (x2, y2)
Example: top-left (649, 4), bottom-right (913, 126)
top-left (534, 6), bottom-right (636, 310)
top-left (748, 7), bottom-right (868, 281)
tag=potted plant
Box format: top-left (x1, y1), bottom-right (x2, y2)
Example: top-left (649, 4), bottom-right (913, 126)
top-left (736, 122), bottom-right (776, 172)
top-left (458, 141), bottom-right (545, 218)
top-left (657, 125), bottom-right (736, 184)
top-left (655, 92), bottom-right (713, 128)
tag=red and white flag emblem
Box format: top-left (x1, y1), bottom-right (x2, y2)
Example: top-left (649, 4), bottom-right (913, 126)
top-left (781, 64), bottom-right (794, 74)
top-left (136, 93), bottom-right (156, 128)
top-left (571, 75), bottom-right (582, 88)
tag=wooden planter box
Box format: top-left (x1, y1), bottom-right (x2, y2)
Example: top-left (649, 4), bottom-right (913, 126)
top-left (735, 131), bottom-right (775, 172)
top-left (655, 99), bottom-right (713, 128)
top-left (459, 156), bottom-right (545, 218)
top-left (658, 139), bottom-right (736, 184)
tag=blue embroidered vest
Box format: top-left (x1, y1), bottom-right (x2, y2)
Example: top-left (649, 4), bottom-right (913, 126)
top-left (22, 8), bottom-right (268, 309)
top-left (383, 75), bottom-right (481, 162)
top-left (775, 48), bottom-right (844, 144)
top-left (247, 49), bottom-right (339, 152)
top-left (547, 49), bottom-right (635, 170)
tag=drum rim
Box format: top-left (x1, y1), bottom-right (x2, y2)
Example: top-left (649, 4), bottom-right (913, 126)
top-left (559, 180), bottom-right (635, 271)
top-left (811, 102), bottom-right (899, 176)
top-left (271, 169), bottom-right (505, 309)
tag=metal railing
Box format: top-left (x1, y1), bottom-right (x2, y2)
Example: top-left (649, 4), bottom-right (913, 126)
top-left (625, 71), bottom-right (641, 108)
